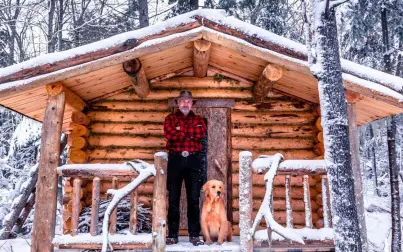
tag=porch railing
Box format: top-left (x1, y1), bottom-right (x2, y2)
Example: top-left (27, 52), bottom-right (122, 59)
top-left (52, 152), bottom-right (167, 251)
top-left (238, 151), bottom-right (334, 251)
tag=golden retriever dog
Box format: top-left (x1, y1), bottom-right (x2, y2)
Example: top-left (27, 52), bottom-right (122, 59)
top-left (201, 180), bottom-right (232, 245)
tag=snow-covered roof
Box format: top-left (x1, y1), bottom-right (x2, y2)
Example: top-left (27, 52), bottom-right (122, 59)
top-left (0, 9), bottom-right (401, 95)
top-left (0, 8), bottom-right (401, 128)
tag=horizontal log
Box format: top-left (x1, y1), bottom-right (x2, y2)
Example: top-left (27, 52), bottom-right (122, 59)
top-left (232, 111), bottom-right (316, 125)
top-left (151, 76), bottom-right (253, 89)
top-left (232, 124), bottom-right (315, 138)
top-left (233, 100), bottom-right (313, 112)
top-left (313, 143), bottom-right (325, 155)
top-left (88, 135), bottom-right (165, 148)
top-left (109, 88), bottom-right (254, 100)
top-left (67, 123), bottom-right (90, 137)
top-left (68, 149), bottom-right (89, 164)
top-left (231, 150), bottom-right (317, 162)
top-left (90, 100), bottom-right (169, 111)
top-left (232, 185), bottom-right (319, 199)
top-left (232, 173), bottom-right (321, 187)
top-left (68, 136), bottom-right (87, 149)
top-left (55, 241), bottom-right (151, 250)
top-left (251, 159), bottom-right (327, 175)
top-left (89, 122), bottom-right (163, 136)
top-left (57, 163), bottom-right (140, 178)
top-left (232, 137), bottom-right (315, 150)
top-left (71, 111), bottom-right (90, 125)
top-left (231, 198), bottom-right (319, 212)
top-left (89, 148), bottom-right (158, 160)
top-left (232, 210), bottom-right (320, 226)
top-left (88, 111), bottom-right (169, 123)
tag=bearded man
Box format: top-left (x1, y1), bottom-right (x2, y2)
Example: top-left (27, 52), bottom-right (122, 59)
top-left (163, 90), bottom-right (207, 246)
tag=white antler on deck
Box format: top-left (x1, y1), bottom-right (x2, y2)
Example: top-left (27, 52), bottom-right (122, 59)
top-left (250, 154), bottom-right (305, 245)
top-left (101, 160), bottom-right (156, 252)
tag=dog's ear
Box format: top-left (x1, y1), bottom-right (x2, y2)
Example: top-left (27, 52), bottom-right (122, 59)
top-left (202, 181), bottom-right (210, 193)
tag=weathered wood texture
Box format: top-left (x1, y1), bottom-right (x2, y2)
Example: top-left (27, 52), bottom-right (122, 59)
top-left (31, 91), bottom-right (65, 252)
top-left (152, 153), bottom-right (167, 252)
top-left (63, 78), bottom-right (322, 235)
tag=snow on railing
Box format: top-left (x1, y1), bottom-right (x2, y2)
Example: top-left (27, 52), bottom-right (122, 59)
top-left (239, 152), bottom-right (333, 252)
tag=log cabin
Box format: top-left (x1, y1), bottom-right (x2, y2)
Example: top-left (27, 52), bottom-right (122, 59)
top-left (0, 9), bottom-right (402, 252)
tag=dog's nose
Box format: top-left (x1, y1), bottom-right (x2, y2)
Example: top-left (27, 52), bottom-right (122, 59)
top-left (217, 191), bottom-right (221, 196)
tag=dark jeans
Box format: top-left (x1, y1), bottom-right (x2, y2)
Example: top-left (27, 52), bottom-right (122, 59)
top-left (167, 152), bottom-right (203, 238)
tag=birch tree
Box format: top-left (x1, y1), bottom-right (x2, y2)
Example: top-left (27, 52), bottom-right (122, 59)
top-left (303, 0), bottom-right (362, 250)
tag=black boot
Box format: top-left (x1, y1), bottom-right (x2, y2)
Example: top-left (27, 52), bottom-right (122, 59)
top-left (189, 236), bottom-right (204, 246)
top-left (166, 237), bottom-right (178, 245)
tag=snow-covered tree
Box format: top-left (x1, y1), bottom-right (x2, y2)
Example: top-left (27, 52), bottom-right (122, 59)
top-left (303, 0), bottom-right (362, 250)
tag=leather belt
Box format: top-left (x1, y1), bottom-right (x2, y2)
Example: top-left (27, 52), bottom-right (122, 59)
top-left (169, 151), bottom-right (200, 157)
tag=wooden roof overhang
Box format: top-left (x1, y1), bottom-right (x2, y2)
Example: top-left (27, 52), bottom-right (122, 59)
top-left (0, 10), bottom-right (402, 129)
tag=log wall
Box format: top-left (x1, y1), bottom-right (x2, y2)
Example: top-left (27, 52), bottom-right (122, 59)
top-left (65, 76), bottom-right (322, 234)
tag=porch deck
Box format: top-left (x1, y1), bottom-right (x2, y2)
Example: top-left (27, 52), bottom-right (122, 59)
top-left (53, 230), bottom-right (335, 251)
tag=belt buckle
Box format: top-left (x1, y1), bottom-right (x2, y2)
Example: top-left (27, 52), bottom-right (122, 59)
top-left (181, 151), bottom-right (189, 157)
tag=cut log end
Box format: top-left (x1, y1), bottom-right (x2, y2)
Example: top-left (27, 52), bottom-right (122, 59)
top-left (262, 64), bottom-right (284, 81)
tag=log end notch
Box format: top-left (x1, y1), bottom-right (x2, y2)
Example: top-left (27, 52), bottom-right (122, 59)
top-left (253, 64), bottom-right (284, 103)
top-left (123, 59), bottom-right (150, 98)
top-left (193, 40), bottom-right (212, 78)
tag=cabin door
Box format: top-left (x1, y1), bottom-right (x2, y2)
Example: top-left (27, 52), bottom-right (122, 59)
top-left (170, 99), bottom-right (234, 234)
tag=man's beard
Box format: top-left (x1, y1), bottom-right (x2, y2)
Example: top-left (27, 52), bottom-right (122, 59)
top-left (179, 107), bottom-right (190, 115)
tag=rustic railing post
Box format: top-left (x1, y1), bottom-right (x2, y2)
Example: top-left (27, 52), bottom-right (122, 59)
top-left (31, 87), bottom-right (65, 252)
top-left (90, 177), bottom-right (101, 236)
top-left (239, 151), bottom-right (253, 252)
top-left (152, 152), bottom-right (168, 252)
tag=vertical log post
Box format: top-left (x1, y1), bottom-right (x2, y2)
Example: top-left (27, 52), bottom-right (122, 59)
top-left (31, 86), bottom-right (65, 252)
top-left (321, 176), bottom-right (332, 228)
top-left (347, 102), bottom-right (368, 250)
top-left (90, 177), bottom-right (101, 236)
top-left (152, 152), bottom-right (168, 252)
top-left (71, 178), bottom-right (82, 236)
top-left (285, 175), bottom-right (294, 228)
top-left (303, 175), bottom-right (313, 228)
top-left (109, 177), bottom-right (119, 234)
top-left (129, 191), bottom-right (138, 234)
top-left (239, 151), bottom-right (253, 252)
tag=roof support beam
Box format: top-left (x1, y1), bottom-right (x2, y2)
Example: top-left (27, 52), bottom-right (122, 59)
top-left (123, 58), bottom-right (150, 98)
top-left (46, 82), bottom-right (86, 111)
top-left (253, 64), bottom-right (283, 103)
top-left (31, 88), bottom-right (65, 252)
top-left (193, 40), bottom-right (211, 77)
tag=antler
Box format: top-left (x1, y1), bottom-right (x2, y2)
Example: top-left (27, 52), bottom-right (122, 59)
top-left (250, 154), bottom-right (304, 245)
top-left (101, 161), bottom-right (156, 252)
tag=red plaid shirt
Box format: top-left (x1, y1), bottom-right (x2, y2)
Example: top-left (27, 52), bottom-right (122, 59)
top-left (163, 110), bottom-right (207, 152)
